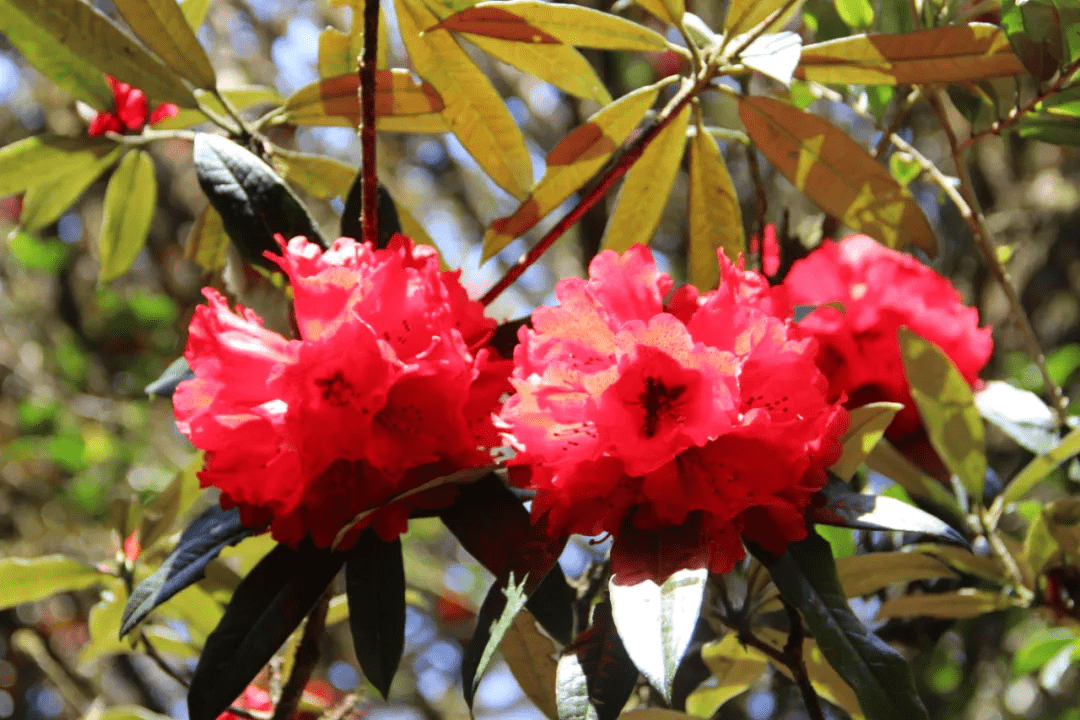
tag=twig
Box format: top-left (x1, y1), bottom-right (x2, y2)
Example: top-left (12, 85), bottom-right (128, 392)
top-left (873, 86), bottom-right (919, 159)
top-left (271, 589), bottom-right (331, 720)
top-left (212, 88), bottom-right (259, 141)
top-left (781, 598), bottom-right (826, 720)
top-left (140, 631), bottom-right (192, 687)
top-left (359, 0), bottom-right (380, 248)
top-left (927, 91), bottom-right (1069, 424)
top-left (480, 74), bottom-right (709, 306)
top-left (958, 58), bottom-right (1080, 152)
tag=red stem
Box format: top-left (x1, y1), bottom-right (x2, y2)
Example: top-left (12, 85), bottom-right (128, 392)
top-left (359, 0), bottom-right (379, 247)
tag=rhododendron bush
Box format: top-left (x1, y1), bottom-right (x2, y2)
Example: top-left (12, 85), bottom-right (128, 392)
top-left (4, 2), bottom-right (1080, 720)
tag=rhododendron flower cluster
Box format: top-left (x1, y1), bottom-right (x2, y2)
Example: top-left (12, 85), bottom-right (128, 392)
top-left (500, 246), bottom-right (849, 575)
top-left (174, 235), bottom-right (510, 549)
top-left (87, 75), bottom-right (178, 136)
top-left (785, 234), bottom-right (992, 442)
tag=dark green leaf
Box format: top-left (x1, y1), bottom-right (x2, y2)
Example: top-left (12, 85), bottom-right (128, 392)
top-left (187, 543), bottom-right (344, 720)
top-left (463, 572), bottom-right (530, 707)
top-left (341, 176), bottom-right (402, 248)
top-left (19, 146), bottom-right (121, 231)
top-left (145, 357), bottom-right (195, 399)
top-left (441, 473), bottom-right (573, 644)
top-left (756, 531), bottom-right (929, 720)
top-left (556, 601), bottom-right (638, 720)
top-left (99, 149), bottom-right (157, 282)
top-left (345, 532), bottom-right (405, 698)
top-left (121, 505), bottom-right (250, 637)
top-left (975, 380), bottom-right (1059, 454)
top-left (2, 0), bottom-right (197, 106)
top-left (1002, 0), bottom-right (1065, 80)
top-left (811, 476), bottom-right (970, 547)
top-left (193, 134), bottom-right (327, 266)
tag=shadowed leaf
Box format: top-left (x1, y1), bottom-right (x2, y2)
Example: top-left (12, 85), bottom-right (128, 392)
top-left (634, 0), bottom-right (683, 26)
top-left (184, 205), bottom-right (228, 272)
top-left (346, 532), bottom-right (405, 698)
top-left (865, 439), bottom-right (968, 528)
top-left (153, 86), bottom-right (282, 130)
top-left (463, 573), bottom-right (530, 707)
top-left (876, 589), bottom-right (1018, 620)
top-left (832, 402), bottom-right (903, 481)
top-left (282, 71), bottom-right (445, 127)
top-left (556, 601), bottom-right (638, 720)
top-left (502, 609), bottom-right (560, 720)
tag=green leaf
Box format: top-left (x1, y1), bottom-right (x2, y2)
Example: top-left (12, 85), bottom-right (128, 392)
top-left (7, 232), bottom-right (69, 273)
top-left (1004, 425), bottom-right (1080, 503)
top-left (836, 0), bottom-right (874, 29)
top-left (99, 706), bottom-right (173, 720)
top-left (183, 205), bottom-right (229, 272)
top-left (1013, 628), bottom-right (1076, 676)
top-left (1023, 498), bottom-right (1080, 576)
top-left (608, 567), bottom-right (706, 703)
top-left (1002, 0), bottom-right (1066, 81)
top-left (501, 609), bottom-right (560, 720)
top-left (0, 556), bottom-right (106, 610)
top-left (811, 476), bottom-right (969, 547)
top-left (899, 327), bottom-right (987, 504)
top-left (463, 572), bottom-right (530, 707)
top-left (832, 402), bottom-right (903, 481)
top-left (187, 543), bottom-right (344, 720)
top-left (272, 150), bottom-right (357, 201)
top-left (20, 146), bottom-right (122, 231)
top-left (137, 453), bottom-right (203, 551)
top-left (180, 0), bottom-right (212, 28)
top-left (0, 135), bottom-right (116, 197)
top-left (345, 532), bottom-right (406, 699)
top-left (79, 579), bottom-right (131, 667)
top-left (98, 149), bottom-right (157, 282)
top-left (757, 531), bottom-right (929, 720)
top-left (600, 104), bottom-right (689, 253)
top-left (633, 0), bottom-right (683, 26)
top-left (865, 439), bottom-right (968, 529)
top-left (556, 601), bottom-right (638, 720)
top-left (876, 589), bottom-right (1017, 620)
top-left (153, 86), bottom-right (283, 130)
top-left (974, 380), bottom-right (1059, 455)
top-left (724, 0), bottom-right (804, 35)
top-left (687, 110), bottom-right (744, 291)
top-left (112, 0), bottom-right (216, 89)
top-left (0, 0), bottom-right (112, 107)
top-left (193, 133), bottom-right (327, 265)
top-left (2, 0), bottom-right (197, 107)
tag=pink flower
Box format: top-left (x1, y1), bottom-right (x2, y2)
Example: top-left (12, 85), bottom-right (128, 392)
top-left (785, 235), bottom-right (992, 441)
top-left (174, 235), bottom-right (510, 549)
top-left (87, 75), bottom-right (178, 136)
top-left (500, 246), bottom-right (848, 576)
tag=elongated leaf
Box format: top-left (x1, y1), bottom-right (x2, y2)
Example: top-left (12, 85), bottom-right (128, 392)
top-left (79, 579), bottom-right (132, 667)
top-left (464, 573), bottom-right (530, 707)
top-left (5, 0), bottom-right (197, 107)
top-left (837, 0), bottom-right (874, 29)
top-left (739, 96), bottom-right (937, 256)
top-left (634, 0), bottom-right (683, 26)
top-left (461, 33), bottom-right (611, 104)
top-left (396, 0), bottom-right (532, 199)
top-left (184, 205), bottom-right (228, 272)
top-left (345, 532), bottom-right (405, 698)
top-left (281, 71), bottom-right (445, 128)
top-left (1003, 0), bottom-right (1065, 81)
top-left (975, 380), bottom-right (1059, 454)
top-left (556, 601), bottom-right (638, 720)
top-left (502, 609), bottom-right (560, 720)
top-left (180, 0), bottom-right (211, 28)
top-left (153, 86), bottom-right (282, 130)
top-left (145, 356), bottom-right (194, 398)
top-left (725, 0), bottom-right (804, 35)
top-left (695, 634), bottom-right (769, 716)
top-left (0, 135), bottom-right (116, 197)
top-left (483, 83), bottom-right (661, 260)
top-left (812, 476), bottom-right (969, 546)
top-left (99, 149), bottom-right (157, 282)
top-left (432, 2), bottom-right (668, 50)
top-left (759, 532), bottom-right (929, 720)
top-left (608, 567), bottom-right (706, 703)
top-left (899, 327), bottom-right (986, 502)
top-left (187, 543), bottom-right (344, 720)
top-left (20, 146), bottom-right (121, 231)
top-left (319, 27), bottom-right (362, 77)
top-left (0, 556), bottom-right (106, 610)
top-left (865, 439), bottom-right (967, 528)
top-left (797, 24), bottom-right (1025, 85)
top-left (876, 589), bottom-right (1017, 620)
top-left (137, 453), bottom-right (203, 551)
top-left (273, 150), bottom-right (357, 202)
top-left (741, 32), bottom-right (802, 86)
top-left (913, 544), bottom-right (1009, 585)
top-left (832, 402), bottom-right (903, 481)
top-left (440, 473), bottom-right (574, 644)
top-left (687, 111), bottom-right (744, 291)
top-left (112, 0), bottom-right (215, 89)
top-left (1013, 628), bottom-right (1077, 676)
top-left (193, 133), bottom-right (326, 265)
top-left (1004, 425), bottom-right (1080, 503)
top-left (600, 104), bottom-right (689, 253)
top-left (0, 0), bottom-right (111, 107)
top-left (121, 505), bottom-right (250, 636)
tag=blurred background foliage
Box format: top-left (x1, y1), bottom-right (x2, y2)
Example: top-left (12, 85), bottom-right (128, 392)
top-left (3, 1), bottom-right (1080, 720)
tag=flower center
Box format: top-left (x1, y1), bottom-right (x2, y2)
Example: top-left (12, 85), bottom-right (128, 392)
top-left (639, 377), bottom-right (686, 438)
top-left (315, 371), bottom-right (355, 406)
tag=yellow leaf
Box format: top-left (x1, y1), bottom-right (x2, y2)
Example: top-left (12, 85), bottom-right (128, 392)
top-left (687, 111), bottom-right (744, 291)
top-left (796, 23), bottom-right (1025, 86)
top-left (179, 0), bottom-right (211, 28)
top-left (273, 150), bottom-right (356, 201)
top-left (396, 0), bottom-right (533, 199)
top-left (739, 96), bottom-right (937, 256)
top-left (482, 83), bottom-right (661, 260)
top-left (725, 0), bottom-right (804, 35)
top-left (99, 149), bottom-right (157, 282)
top-left (1004, 425), bottom-right (1080, 503)
top-left (601, 104), bottom-right (689, 253)
top-left (831, 401), bottom-right (903, 481)
top-left (153, 86), bottom-right (281, 130)
top-left (461, 34), bottom-right (612, 104)
top-left (898, 327), bottom-right (986, 503)
top-left (501, 610), bottom-right (559, 720)
top-left (318, 27), bottom-right (363, 77)
top-left (876, 589), bottom-right (1017, 620)
top-left (432, 1), bottom-right (668, 51)
top-left (282, 70), bottom-right (445, 127)
top-left (635, 0), bottom-right (683, 26)
top-left (184, 205), bottom-right (228, 272)
top-left (695, 635), bottom-right (768, 717)
top-left (112, 0), bottom-right (216, 89)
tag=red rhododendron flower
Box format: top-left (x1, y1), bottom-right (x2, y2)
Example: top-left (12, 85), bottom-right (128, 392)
top-left (500, 246), bottom-right (848, 576)
top-left (87, 75), bottom-right (178, 136)
top-left (174, 235), bottom-right (511, 549)
top-left (785, 235), bottom-right (993, 441)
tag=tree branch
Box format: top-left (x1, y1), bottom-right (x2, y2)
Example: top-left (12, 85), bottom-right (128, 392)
top-left (359, 0), bottom-right (380, 248)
